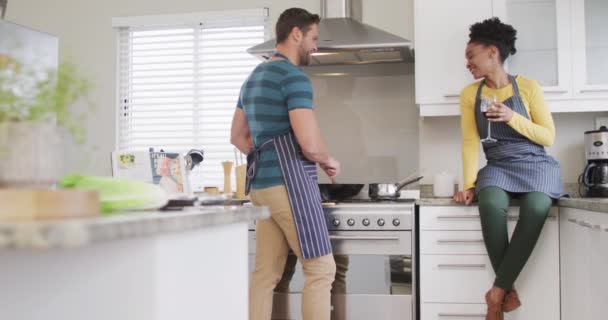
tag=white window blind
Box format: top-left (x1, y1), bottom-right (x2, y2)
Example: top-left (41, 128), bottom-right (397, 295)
top-left (116, 11), bottom-right (266, 191)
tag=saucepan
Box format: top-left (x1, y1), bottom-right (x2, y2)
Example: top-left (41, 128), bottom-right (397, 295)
top-left (368, 174), bottom-right (424, 200)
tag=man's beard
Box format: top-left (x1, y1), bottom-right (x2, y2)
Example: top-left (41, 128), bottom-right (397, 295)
top-left (299, 48), bottom-right (311, 66)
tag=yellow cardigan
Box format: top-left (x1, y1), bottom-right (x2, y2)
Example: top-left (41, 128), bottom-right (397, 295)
top-left (460, 75), bottom-right (556, 190)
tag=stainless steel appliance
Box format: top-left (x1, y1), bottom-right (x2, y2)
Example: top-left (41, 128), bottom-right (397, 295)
top-left (248, 198), bottom-right (415, 320)
top-left (581, 126), bottom-right (608, 197)
top-left (247, 0), bottom-right (414, 65)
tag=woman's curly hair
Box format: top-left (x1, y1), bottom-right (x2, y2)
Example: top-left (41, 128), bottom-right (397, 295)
top-left (468, 17), bottom-right (517, 63)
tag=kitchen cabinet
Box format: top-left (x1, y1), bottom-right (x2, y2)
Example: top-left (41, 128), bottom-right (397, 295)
top-left (414, 0), bottom-right (494, 108)
top-left (497, 0), bottom-right (572, 99)
top-left (560, 208), bottom-right (608, 320)
top-left (418, 206), bottom-right (560, 320)
top-left (571, 0), bottom-right (608, 97)
top-left (415, 0), bottom-right (608, 116)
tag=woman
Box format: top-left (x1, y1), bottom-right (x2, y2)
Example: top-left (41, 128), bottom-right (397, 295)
top-left (453, 17), bottom-right (562, 320)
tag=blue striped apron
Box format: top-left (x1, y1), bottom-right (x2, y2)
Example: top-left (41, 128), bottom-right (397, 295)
top-left (474, 75), bottom-right (562, 199)
top-left (246, 131), bottom-right (332, 259)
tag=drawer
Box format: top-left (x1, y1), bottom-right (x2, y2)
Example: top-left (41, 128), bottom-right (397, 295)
top-left (420, 218), bottom-right (557, 255)
top-left (420, 206), bottom-right (558, 231)
top-left (420, 230), bottom-right (486, 254)
top-left (421, 303), bottom-right (487, 320)
top-left (420, 255), bottom-right (493, 303)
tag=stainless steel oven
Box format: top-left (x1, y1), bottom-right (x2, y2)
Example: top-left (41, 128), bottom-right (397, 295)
top-left (248, 201), bottom-right (415, 320)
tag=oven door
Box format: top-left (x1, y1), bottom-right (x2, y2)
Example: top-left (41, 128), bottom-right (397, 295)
top-left (248, 230), bottom-right (413, 320)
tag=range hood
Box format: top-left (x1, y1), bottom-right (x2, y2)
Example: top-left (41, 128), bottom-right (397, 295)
top-left (247, 0), bottom-right (414, 65)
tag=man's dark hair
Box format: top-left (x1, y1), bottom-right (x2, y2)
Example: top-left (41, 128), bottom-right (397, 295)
top-left (468, 17), bottom-right (517, 63)
top-left (275, 8), bottom-right (321, 44)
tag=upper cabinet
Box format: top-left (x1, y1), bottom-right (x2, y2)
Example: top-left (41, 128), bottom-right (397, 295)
top-left (414, 0), bottom-right (493, 109)
top-left (572, 0), bottom-right (608, 96)
top-left (497, 0), bottom-right (571, 98)
top-left (415, 0), bottom-right (608, 116)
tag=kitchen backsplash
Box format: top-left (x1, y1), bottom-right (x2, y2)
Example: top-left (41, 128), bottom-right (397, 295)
top-left (310, 62), bottom-right (608, 186)
top-left (306, 63), bottom-right (418, 183)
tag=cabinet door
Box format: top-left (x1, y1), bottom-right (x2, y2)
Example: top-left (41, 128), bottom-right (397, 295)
top-left (495, 0), bottom-right (571, 99)
top-left (414, 0), bottom-right (493, 106)
top-left (560, 208), bottom-right (591, 320)
top-left (572, 0), bottom-right (608, 97)
top-left (588, 211), bottom-right (608, 320)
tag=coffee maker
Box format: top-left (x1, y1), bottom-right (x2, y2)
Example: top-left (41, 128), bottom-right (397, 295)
top-left (581, 126), bottom-right (608, 197)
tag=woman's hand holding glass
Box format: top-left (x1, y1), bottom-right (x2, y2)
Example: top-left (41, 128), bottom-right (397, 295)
top-left (480, 95), bottom-right (498, 143)
top-left (486, 101), bottom-right (513, 123)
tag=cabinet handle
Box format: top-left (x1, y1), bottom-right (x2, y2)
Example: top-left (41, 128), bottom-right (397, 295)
top-left (438, 313), bottom-right (485, 318)
top-left (543, 88), bottom-right (568, 94)
top-left (578, 220), bottom-right (592, 228)
top-left (437, 214), bottom-right (479, 219)
top-left (443, 94), bottom-right (460, 99)
top-left (437, 263), bottom-right (486, 269)
top-left (580, 88), bottom-right (608, 93)
top-left (437, 239), bottom-right (484, 244)
top-left (567, 218), bottom-right (578, 224)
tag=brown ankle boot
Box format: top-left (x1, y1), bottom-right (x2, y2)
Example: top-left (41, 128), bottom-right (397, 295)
top-left (485, 288), bottom-right (505, 320)
top-left (503, 289), bottom-right (521, 312)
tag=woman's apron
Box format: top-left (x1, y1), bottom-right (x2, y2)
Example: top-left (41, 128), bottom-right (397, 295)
top-left (474, 75), bottom-right (562, 199)
top-left (246, 131), bottom-right (332, 260)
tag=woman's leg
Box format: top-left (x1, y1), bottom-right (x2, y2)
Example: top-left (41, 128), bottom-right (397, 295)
top-left (478, 186), bottom-right (511, 273)
top-left (493, 192), bottom-right (552, 291)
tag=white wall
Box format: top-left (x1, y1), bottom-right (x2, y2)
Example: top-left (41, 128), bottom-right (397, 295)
top-left (6, 0), bottom-right (603, 188)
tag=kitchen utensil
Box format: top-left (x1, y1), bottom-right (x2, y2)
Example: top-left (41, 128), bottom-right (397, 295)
top-left (368, 174), bottom-right (424, 200)
top-left (185, 149), bottom-right (204, 171)
top-left (222, 161), bottom-right (234, 194)
top-left (433, 171), bottom-right (455, 197)
top-left (234, 164), bottom-right (247, 199)
top-left (0, 189), bottom-right (100, 221)
top-left (318, 183), bottom-right (364, 201)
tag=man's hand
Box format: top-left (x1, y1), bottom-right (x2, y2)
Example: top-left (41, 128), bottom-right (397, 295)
top-left (453, 188), bottom-right (475, 205)
top-left (321, 156), bottom-right (340, 179)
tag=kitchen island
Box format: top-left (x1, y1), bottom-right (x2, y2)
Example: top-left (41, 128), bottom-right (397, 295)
top-left (0, 205), bottom-right (268, 320)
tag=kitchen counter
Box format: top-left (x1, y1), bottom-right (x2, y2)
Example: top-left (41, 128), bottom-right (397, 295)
top-left (0, 205), bottom-right (268, 250)
top-left (416, 197), bottom-right (608, 213)
top-left (0, 205), bottom-right (267, 320)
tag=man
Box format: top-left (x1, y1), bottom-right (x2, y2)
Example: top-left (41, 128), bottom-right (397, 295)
top-left (230, 7), bottom-right (340, 320)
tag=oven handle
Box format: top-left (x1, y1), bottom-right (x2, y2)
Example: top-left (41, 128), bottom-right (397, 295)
top-left (438, 313), bottom-right (486, 318)
top-left (329, 235), bottom-right (400, 241)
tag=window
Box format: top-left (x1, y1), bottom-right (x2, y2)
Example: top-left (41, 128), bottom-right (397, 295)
top-left (114, 9), bottom-right (267, 191)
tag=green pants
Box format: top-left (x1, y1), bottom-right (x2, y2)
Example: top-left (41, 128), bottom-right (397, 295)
top-left (478, 186), bottom-right (552, 291)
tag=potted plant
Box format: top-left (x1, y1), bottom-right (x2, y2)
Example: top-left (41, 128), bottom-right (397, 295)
top-left (0, 60), bottom-right (92, 188)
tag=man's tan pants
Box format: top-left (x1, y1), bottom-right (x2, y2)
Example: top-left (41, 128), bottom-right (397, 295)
top-left (249, 185), bottom-right (336, 320)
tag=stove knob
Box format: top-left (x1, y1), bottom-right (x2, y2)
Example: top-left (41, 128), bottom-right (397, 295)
top-left (347, 218), bottom-right (355, 226)
top-left (377, 218), bottom-right (386, 227)
top-left (332, 218), bottom-right (340, 227)
top-left (362, 218), bottom-right (370, 226)
top-left (392, 218), bottom-right (401, 227)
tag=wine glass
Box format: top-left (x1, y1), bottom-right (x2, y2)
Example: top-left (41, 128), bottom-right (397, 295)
top-left (480, 95), bottom-right (498, 143)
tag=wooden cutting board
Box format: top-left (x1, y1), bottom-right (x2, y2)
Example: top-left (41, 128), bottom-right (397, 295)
top-left (0, 189), bottom-right (100, 221)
